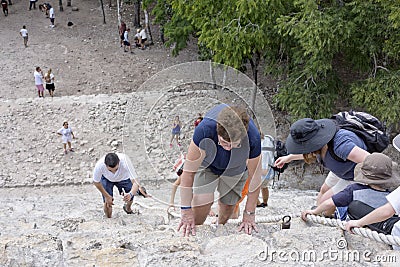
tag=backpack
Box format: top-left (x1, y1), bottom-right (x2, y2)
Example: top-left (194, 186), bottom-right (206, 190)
top-left (328, 111), bottom-right (389, 162)
top-left (261, 135), bottom-right (289, 188)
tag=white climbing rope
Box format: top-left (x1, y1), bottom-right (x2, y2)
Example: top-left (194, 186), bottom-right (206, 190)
top-left (306, 214), bottom-right (400, 247)
top-left (167, 210), bottom-right (301, 225)
top-left (134, 199), bottom-right (400, 247)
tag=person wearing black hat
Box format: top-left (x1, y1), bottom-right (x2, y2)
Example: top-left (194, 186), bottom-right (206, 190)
top-left (275, 118), bottom-right (370, 214)
top-left (346, 135), bottom-right (400, 250)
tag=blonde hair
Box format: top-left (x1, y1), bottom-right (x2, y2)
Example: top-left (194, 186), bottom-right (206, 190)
top-left (303, 148), bottom-right (323, 164)
top-left (217, 106), bottom-right (249, 142)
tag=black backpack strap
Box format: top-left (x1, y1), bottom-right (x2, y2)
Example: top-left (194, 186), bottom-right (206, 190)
top-left (327, 139), bottom-right (346, 162)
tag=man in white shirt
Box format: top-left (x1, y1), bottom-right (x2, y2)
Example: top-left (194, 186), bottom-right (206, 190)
top-left (20, 25), bottom-right (28, 47)
top-left (34, 66), bottom-right (44, 98)
top-left (345, 134), bottom-right (400, 250)
top-left (93, 153), bottom-right (148, 218)
top-left (49, 6), bottom-right (55, 27)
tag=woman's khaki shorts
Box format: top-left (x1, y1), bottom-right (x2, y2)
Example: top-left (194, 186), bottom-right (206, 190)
top-left (193, 168), bottom-right (248, 206)
top-left (325, 171), bottom-right (354, 194)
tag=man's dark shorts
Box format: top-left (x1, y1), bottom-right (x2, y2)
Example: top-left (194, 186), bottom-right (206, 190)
top-left (100, 175), bottom-right (133, 202)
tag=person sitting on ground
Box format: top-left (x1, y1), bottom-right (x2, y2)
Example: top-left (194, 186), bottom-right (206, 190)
top-left (39, 3), bottom-right (51, 17)
top-left (134, 29), bottom-right (141, 47)
top-left (345, 134), bottom-right (400, 250)
top-left (57, 121), bottom-right (75, 154)
top-left (93, 153), bottom-right (149, 218)
top-left (275, 118), bottom-right (369, 217)
top-left (178, 104), bottom-right (262, 236)
top-left (301, 153), bottom-right (400, 224)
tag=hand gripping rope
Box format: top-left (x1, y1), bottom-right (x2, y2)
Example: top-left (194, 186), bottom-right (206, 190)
top-left (305, 214), bottom-right (400, 247)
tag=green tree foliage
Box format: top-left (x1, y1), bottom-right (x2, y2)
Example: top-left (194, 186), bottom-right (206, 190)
top-left (148, 0), bottom-right (400, 127)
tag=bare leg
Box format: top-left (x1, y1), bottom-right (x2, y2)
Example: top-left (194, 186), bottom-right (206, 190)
top-left (317, 183), bottom-right (331, 205)
top-left (218, 201), bottom-right (236, 224)
top-left (63, 143), bottom-right (67, 153)
top-left (192, 193), bottom-right (214, 225)
top-left (318, 188), bottom-right (335, 216)
top-left (261, 187), bottom-right (269, 204)
top-left (103, 202), bottom-right (112, 218)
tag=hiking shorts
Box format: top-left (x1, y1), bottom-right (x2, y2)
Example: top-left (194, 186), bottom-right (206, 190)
top-left (325, 171), bottom-right (354, 194)
top-left (46, 83), bottom-right (55, 91)
top-left (193, 168), bottom-right (248, 205)
top-left (123, 40), bottom-right (130, 46)
top-left (261, 177), bottom-right (270, 189)
top-left (100, 176), bottom-right (133, 202)
top-left (36, 84), bottom-right (44, 92)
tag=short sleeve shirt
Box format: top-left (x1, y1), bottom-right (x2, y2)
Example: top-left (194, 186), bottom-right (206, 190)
top-left (323, 129), bottom-right (367, 180)
top-left (332, 183), bottom-right (390, 208)
top-left (192, 104), bottom-right (261, 176)
top-left (57, 127), bottom-right (72, 138)
top-left (20, 29), bottom-right (28, 37)
top-left (93, 153), bottom-right (137, 183)
top-left (34, 71), bottom-right (43, 85)
top-left (386, 186), bottom-right (400, 215)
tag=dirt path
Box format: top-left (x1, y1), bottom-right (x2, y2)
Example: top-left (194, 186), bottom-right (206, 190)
top-left (0, 0), bottom-right (197, 100)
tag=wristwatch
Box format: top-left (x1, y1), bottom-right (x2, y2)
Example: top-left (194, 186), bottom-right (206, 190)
top-left (244, 210), bottom-right (255, 216)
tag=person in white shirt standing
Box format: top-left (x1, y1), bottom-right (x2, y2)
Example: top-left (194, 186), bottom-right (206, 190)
top-left (57, 121), bottom-right (75, 154)
top-left (93, 153), bottom-right (149, 218)
top-left (49, 6), bottom-right (55, 27)
top-left (20, 25), bottom-right (28, 47)
top-left (34, 66), bottom-right (44, 98)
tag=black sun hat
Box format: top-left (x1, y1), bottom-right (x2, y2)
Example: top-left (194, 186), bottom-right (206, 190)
top-left (286, 118), bottom-right (337, 154)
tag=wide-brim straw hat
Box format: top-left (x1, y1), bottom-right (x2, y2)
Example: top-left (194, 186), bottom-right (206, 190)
top-left (354, 153), bottom-right (400, 191)
top-left (286, 118), bottom-right (336, 154)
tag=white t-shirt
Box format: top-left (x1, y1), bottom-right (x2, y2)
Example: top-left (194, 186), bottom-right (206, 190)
top-left (124, 31), bottom-right (129, 42)
top-left (93, 153), bottom-right (138, 183)
top-left (58, 127), bottom-right (73, 143)
top-left (34, 71), bottom-right (43, 85)
top-left (386, 186), bottom-right (400, 214)
top-left (20, 29), bottom-right (28, 37)
top-left (140, 29), bottom-right (147, 39)
top-left (49, 7), bottom-right (55, 18)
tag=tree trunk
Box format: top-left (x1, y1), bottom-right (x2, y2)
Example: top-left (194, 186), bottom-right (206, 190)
top-left (249, 52), bottom-right (260, 112)
top-left (144, 9), bottom-right (153, 45)
top-left (67, 0), bottom-right (71, 7)
top-left (160, 26), bottom-right (165, 44)
top-left (133, 0), bottom-right (141, 28)
top-left (59, 0), bottom-right (64, 11)
top-left (100, 0), bottom-right (106, 24)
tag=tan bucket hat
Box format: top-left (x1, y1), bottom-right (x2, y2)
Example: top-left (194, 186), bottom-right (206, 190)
top-left (354, 153), bottom-right (400, 190)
